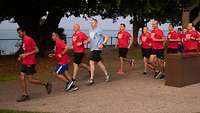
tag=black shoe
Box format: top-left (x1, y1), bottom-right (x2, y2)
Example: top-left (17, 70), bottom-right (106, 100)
top-left (155, 71), bottom-right (163, 79)
top-left (16, 95), bottom-right (30, 102)
top-left (86, 79), bottom-right (94, 86)
top-left (143, 72), bottom-right (147, 75)
top-left (159, 75), bottom-right (165, 80)
top-left (64, 81), bottom-right (74, 91)
top-left (105, 73), bottom-right (111, 82)
top-left (68, 85), bottom-right (79, 92)
top-left (45, 82), bottom-right (52, 94)
top-left (154, 71), bottom-right (160, 78)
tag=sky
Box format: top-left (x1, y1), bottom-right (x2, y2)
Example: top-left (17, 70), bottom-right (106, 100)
top-left (0, 15), bottom-right (172, 31)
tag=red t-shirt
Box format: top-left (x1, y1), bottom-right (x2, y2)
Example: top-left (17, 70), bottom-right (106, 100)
top-left (168, 31), bottom-right (180, 49)
top-left (55, 38), bottom-right (70, 64)
top-left (72, 32), bottom-right (88, 53)
top-left (22, 36), bottom-right (37, 65)
top-left (140, 32), bottom-right (152, 49)
top-left (178, 33), bottom-right (184, 45)
top-left (183, 30), bottom-right (199, 51)
top-left (117, 31), bottom-right (132, 48)
top-left (151, 28), bottom-right (164, 49)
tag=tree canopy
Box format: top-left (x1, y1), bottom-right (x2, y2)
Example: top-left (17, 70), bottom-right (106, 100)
top-left (0, 0), bottom-right (200, 53)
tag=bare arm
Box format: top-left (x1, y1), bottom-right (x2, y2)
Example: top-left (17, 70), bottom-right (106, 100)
top-left (20, 46), bottom-right (39, 58)
top-left (128, 36), bottom-right (133, 48)
top-left (115, 38), bottom-right (118, 48)
top-left (168, 38), bottom-right (181, 42)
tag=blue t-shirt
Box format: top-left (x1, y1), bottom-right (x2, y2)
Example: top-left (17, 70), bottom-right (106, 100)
top-left (89, 28), bottom-right (104, 51)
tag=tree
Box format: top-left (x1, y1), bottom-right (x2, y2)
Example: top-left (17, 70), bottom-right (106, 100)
top-left (0, 0), bottom-right (88, 55)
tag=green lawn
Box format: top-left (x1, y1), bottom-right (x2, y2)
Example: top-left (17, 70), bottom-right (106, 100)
top-left (0, 110), bottom-right (51, 113)
top-left (0, 73), bottom-right (18, 82)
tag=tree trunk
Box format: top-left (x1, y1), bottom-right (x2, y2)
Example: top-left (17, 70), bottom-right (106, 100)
top-left (182, 8), bottom-right (190, 29)
top-left (39, 10), bottom-right (64, 55)
top-left (132, 16), bottom-right (144, 47)
top-left (14, 10), bottom-right (64, 56)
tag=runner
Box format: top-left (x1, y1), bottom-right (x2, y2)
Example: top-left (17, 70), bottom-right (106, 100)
top-left (167, 24), bottom-right (180, 54)
top-left (87, 18), bottom-right (111, 85)
top-left (177, 28), bottom-right (184, 53)
top-left (48, 28), bottom-right (78, 92)
top-left (115, 23), bottom-right (134, 75)
top-left (150, 20), bottom-right (165, 79)
top-left (16, 28), bottom-right (52, 102)
top-left (183, 23), bottom-right (200, 53)
top-left (71, 24), bottom-right (90, 82)
top-left (139, 26), bottom-right (154, 75)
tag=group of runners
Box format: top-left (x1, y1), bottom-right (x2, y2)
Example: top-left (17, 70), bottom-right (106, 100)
top-left (15, 18), bottom-right (200, 102)
top-left (139, 21), bottom-right (200, 80)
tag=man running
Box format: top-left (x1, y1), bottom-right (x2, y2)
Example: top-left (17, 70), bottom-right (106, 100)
top-left (150, 20), bottom-right (165, 79)
top-left (115, 23), bottom-right (134, 75)
top-left (16, 28), bottom-right (52, 102)
top-left (87, 18), bottom-right (111, 85)
top-left (183, 23), bottom-right (200, 53)
top-left (71, 24), bottom-right (90, 82)
top-left (48, 28), bottom-right (78, 92)
top-left (139, 26), bottom-right (154, 75)
top-left (167, 24), bottom-right (181, 54)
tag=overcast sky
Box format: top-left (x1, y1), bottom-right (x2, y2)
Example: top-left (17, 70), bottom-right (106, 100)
top-left (0, 15), bottom-right (170, 30)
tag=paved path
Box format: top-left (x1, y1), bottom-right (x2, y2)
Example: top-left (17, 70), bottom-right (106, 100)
top-left (0, 48), bottom-right (200, 113)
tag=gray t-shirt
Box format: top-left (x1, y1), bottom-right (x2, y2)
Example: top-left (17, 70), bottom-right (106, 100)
top-left (89, 28), bottom-right (104, 51)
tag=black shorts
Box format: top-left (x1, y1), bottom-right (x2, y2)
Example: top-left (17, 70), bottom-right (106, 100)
top-left (142, 48), bottom-right (152, 59)
top-left (167, 48), bottom-right (178, 54)
top-left (73, 52), bottom-right (84, 64)
top-left (90, 50), bottom-right (102, 62)
top-left (184, 49), bottom-right (197, 53)
top-left (152, 49), bottom-right (165, 60)
top-left (118, 48), bottom-right (128, 58)
top-left (20, 64), bottom-right (36, 75)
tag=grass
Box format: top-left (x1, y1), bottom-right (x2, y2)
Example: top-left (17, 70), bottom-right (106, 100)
top-left (128, 47), bottom-right (143, 60)
top-left (0, 73), bottom-right (18, 82)
top-left (0, 46), bottom-right (143, 82)
top-left (0, 110), bottom-right (51, 113)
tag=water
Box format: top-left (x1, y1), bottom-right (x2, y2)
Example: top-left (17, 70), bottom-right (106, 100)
top-left (0, 29), bottom-right (168, 55)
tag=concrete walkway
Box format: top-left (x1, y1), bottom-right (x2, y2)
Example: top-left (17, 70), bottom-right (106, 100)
top-left (0, 48), bottom-right (200, 113)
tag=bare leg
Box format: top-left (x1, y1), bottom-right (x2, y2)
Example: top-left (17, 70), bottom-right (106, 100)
top-left (80, 63), bottom-right (90, 71)
top-left (97, 61), bottom-right (108, 76)
top-left (53, 72), bottom-right (69, 83)
top-left (89, 60), bottom-right (95, 80)
top-left (18, 72), bottom-right (28, 96)
top-left (64, 71), bottom-right (72, 81)
top-left (119, 57), bottom-right (124, 72)
top-left (72, 63), bottom-right (79, 80)
top-left (143, 57), bottom-right (148, 72)
top-left (27, 75), bottom-right (46, 86)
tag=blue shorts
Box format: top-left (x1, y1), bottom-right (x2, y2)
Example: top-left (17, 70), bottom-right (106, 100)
top-left (55, 64), bottom-right (69, 74)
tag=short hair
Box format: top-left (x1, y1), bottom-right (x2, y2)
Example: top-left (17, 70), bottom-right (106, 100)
top-left (17, 27), bottom-right (25, 32)
top-left (92, 18), bottom-right (98, 23)
top-left (53, 28), bottom-right (66, 40)
top-left (169, 23), bottom-right (174, 28)
top-left (143, 26), bottom-right (148, 28)
top-left (120, 23), bottom-right (126, 28)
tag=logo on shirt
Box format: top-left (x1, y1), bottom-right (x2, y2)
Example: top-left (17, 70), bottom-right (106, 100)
top-left (142, 36), bottom-right (147, 42)
top-left (73, 36), bottom-right (78, 42)
top-left (151, 33), bottom-right (156, 39)
top-left (118, 33), bottom-right (123, 39)
top-left (186, 34), bottom-right (191, 39)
